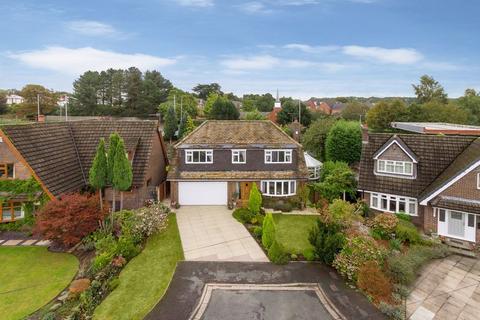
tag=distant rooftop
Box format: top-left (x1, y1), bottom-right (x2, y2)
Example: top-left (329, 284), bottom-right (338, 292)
top-left (391, 122), bottom-right (480, 135)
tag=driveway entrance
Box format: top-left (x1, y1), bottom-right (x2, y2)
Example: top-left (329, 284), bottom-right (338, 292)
top-left (175, 206), bottom-right (268, 262)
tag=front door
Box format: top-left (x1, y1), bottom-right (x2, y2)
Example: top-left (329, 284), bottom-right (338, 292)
top-left (448, 211), bottom-right (465, 238)
top-left (240, 182), bottom-right (253, 207)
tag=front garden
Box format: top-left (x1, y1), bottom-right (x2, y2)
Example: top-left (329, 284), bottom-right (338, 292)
top-left (233, 177), bottom-right (451, 319)
top-left (0, 247), bottom-right (78, 320)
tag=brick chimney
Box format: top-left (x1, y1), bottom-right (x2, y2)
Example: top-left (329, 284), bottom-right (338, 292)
top-left (37, 114), bottom-right (45, 123)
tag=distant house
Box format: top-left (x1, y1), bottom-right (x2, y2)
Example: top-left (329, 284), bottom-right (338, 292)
top-left (306, 99), bottom-right (332, 114)
top-left (330, 102), bottom-right (346, 115)
top-left (168, 120), bottom-right (309, 207)
top-left (359, 132), bottom-right (480, 249)
top-left (57, 94), bottom-right (70, 108)
top-left (0, 120), bottom-right (168, 222)
top-left (6, 94), bottom-right (24, 105)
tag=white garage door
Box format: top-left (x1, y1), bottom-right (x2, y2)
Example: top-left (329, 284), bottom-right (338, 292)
top-left (178, 182), bottom-right (228, 205)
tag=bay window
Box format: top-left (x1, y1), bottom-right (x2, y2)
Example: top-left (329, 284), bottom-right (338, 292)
top-left (261, 180), bottom-right (296, 196)
top-left (185, 150), bottom-right (213, 164)
top-left (265, 150), bottom-right (292, 164)
top-left (377, 160), bottom-right (413, 176)
top-left (370, 192), bottom-right (417, 216)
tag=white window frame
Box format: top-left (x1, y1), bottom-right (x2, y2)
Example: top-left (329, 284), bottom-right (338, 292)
top-left (231, 149), bottom-right (246, 164)
top-left (436, 208), bottom-right (476, 242)
top-left (264, 149), bottom-right (293, 164)
top-left (308, 166), bottom-right (320, 180)
top-left (477, 172), bottom-right (480, 190)
top-left (377, 160), bottom-right (413, 176)
top-left (185, 149), bottom-right (213, 164)
top-left (261, 180), bottom-right (296, 197)
top-left (370, 192), bottom-right (418, 216)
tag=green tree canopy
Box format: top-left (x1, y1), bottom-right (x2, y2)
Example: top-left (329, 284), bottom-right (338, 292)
top-left (366, 99), bottom-right (408, 131)
top-left (314, 161), bottom-right (357, 202)
top-left (208, 95), bottom-right (240, 120)
top-left (242, 93), bottom-right (275, 112)
top-left (325, 121), bottom-right (362, 164)
top-left (245, 109), bottom-right (267, 120)
top-left (112, 138), bottom-right (133, 192)
top-left (163, 106), bottom-right (178, 141)
top-left (341, 101), bottom-right (370, 121)
top-left (89, 138), bottom-right (108, 210)
top-left (15, 84), bottom-right (58, 117)
top-left (458, 89), bottom-right (480, 125)
top-left (277, 99), bottom-right (312, 126)
top-left (158, 88), bottom-right (198, 119)
top-left (412, 75), bottom-right (448, 104)
top-left (107, 133), bottom-right (120, 186)
top-left (192, 83), bottom-right (223, 100)
top-left (0, 90), bottom-right (7, 114)
top-left (413, 101), bottom-right (469, 124)
top-left (301, 117), bottom-right (336, 161)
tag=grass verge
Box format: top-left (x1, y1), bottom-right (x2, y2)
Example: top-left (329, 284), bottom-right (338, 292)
top-left (0, 246), bottom-right (78, 320)
top-left (93, 214), bottom-right (184, 320)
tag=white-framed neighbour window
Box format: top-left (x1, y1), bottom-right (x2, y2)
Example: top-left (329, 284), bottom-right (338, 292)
top-left (308, 166), bottom-right (320, 180)
top-left (370, 192), bottom-right (417, 216)
top-left (185, 150), bottom-right (213, 164)
top-left (477, 172), bottom-right (480, 189)
top-left (232, 150), bottom-right (246, 164)
top-left (377, 160), bottom-right (413, 176)
top-left (0, 201), bottom-right (24, 222)
top-left (261, 180), bottom-right (296, 196)
top-left (265, 150), bottom-right (292, 164)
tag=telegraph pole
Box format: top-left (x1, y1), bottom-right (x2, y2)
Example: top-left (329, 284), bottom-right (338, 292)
top-left (37, 94), bottom-right (41, 121)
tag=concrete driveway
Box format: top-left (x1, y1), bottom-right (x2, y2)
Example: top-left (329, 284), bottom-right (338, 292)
top-left (407, 254), bottom-right (480, 320)
top-left (175, 206), bottom-right (268, 262)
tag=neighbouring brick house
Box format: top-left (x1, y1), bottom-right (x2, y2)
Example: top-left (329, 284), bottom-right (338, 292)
top-left (359, 133), bottom-right (480, 249)
top-left (0, 120), bottom-right (168, 220)
top-left (168, 120), bottom-right (309, 207)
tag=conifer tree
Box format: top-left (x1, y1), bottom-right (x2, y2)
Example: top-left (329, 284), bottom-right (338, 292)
top-left (112, 138), bottom-right (133, 210)
top-left (88, 138), bottom-right (108, 210)
top-left (107, 133), bottom-right (120, 212)
top-left (164, 106), bottom-right (178, 141)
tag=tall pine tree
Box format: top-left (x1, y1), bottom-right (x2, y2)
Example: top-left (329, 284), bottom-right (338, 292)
top-left (88, 138), bottom-right (108, 210)
top-left (112, 138), bottom-right (133, 210)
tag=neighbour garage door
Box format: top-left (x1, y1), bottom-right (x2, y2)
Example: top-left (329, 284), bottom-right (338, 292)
top-left (178, 182), bottom-right (228, 205)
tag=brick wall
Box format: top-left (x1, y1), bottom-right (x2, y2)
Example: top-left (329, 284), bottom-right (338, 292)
top-left (0, 139), bottom-right (31, 179)
top-left (439, 165), bottom-right (480, 200)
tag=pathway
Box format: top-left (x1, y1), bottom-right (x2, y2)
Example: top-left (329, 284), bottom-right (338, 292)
top-left (0, 238), bottom-right (51, 246)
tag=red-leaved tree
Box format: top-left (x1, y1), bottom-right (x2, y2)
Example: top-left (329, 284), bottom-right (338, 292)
top-left (35, 193), bottom-right (108, 247)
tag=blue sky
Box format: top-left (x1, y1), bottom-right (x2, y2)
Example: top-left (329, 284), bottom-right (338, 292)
top-left (1, 0), bottom-right (479, 98)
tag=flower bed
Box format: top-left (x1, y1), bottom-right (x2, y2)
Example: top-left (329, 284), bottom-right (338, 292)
top-left (36, 202), bottom-right (171, 320)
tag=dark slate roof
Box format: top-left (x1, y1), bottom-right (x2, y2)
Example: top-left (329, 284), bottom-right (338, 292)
top-left (2, 120), bottom-right (160, 197)
top-left (358, 133), bottom-right (477, 198)
top-left (431, 196), bottom-right (480, 215)
top-left (176, 120), bottom-right (301, 148)
top-left (419, 138), bottom-right (480, 201)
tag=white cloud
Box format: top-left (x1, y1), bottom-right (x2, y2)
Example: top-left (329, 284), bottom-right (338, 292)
top-left (220, 54), bottom-right (318, 71)
top-left (342, 45), bottom-right (423, 64)
top-left (284, 43), bottom-right (339, 54)
top-left (175, 0), bottom-right (214, 7)
top-left (9, 47), bottom-right (176, 75)
top-left (67, 20), bottom-right (123, 37)
top-left (237, 2), bottom-right (273, 14)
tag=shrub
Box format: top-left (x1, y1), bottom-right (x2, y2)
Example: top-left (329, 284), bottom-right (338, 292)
top-left (262, 213), bottom-right (276, 249)
top-left (251, 213), bottom-right (264, 226)
top-left (378, 302), bottom-right (403, 320)
top-left (132, 202), bottom-right (170, 239)
top-left (395, 219), bottom-right (422, 244)
top-left (116, 235), bottom-right (140, 260)
top-left (370, 213), bottom-right (398, 239)
top-left (357, 261), bottom-right (393, 304)
top-left (387, 244), bottom-right (450, 286)
top-left (268, 240), bottom-right (289, 264)
top-left (92, 252), bottom-right (113, 273)
top-left (253, 226), bottom-right (263, 238)
top-left (328, 199), bottom-right (363, 226)
top-left (325, 120), bottom-right (362, 164)
top-left (395, 212), bottom-right (411, 222)
top-left (35, 193), bottom-right (107, 247)
top-left (389, 238), bottom-right (402, 251)
top-left (333, 235), bottom-right (386, 282)
top-left (302, 247), bottom-right (316, 261)
top-left (248, 183), bottom-right (262, 215)
top-left (94, 234), bottom-right (117, 256)
top-left (233, 208), bottom-right (254, 224)
top-left (308, 219), bottom-right (345, 265)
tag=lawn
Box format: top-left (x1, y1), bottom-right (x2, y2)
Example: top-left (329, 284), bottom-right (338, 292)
top-left (0, 246), bottom-right (78, 320)
top-left (93, 214), bottom-right (184, 320)
top-left (273, 214), bottom-right (318, 255)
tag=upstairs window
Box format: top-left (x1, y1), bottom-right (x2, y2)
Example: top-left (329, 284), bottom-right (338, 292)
top-left (232, 150), bottom-right (246, 164)
top-left (185, 150), bottom-right (213, 164)
top-left (0, 163), bottom-right (14, 179)
top-left (377, 160), bottom-right (413, 176)
top-left (265, 150), bottom-right (292, 164)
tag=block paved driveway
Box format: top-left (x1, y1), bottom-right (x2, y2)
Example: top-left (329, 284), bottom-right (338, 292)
top-left (176, 206), bottom-right (268, 262)
top-left (407, 254), bottom-right (480, 320)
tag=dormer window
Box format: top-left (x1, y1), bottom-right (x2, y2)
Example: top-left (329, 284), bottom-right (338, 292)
top-left (232, 150), bottom-right (246, 164)
top-left (185, 150), bottom-right (213, 164)
top-left (377, 160), bottom-right (413, 176)
top-left (265, 150), bottom-right (292, 164)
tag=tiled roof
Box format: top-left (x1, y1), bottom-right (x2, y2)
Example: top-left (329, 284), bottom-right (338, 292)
top-left (176, 120), bottom-right (300, 147)
top-left (358, 133), bottom-right (476, 198)
top-left (431, 196), bottom-right (480, 215)
top-left (2, 120), bottom-right (160, 197)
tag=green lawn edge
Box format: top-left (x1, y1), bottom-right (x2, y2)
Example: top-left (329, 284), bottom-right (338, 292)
top-left (0, 246), bottom-right (78, 320)
top-left (273, 214), bottom-right (318, 255)
top-left (93, 213), bottom-right (184, 320)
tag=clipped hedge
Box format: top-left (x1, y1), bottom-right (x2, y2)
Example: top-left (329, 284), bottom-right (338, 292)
top-left (232, 208), bottom-right (254, 224)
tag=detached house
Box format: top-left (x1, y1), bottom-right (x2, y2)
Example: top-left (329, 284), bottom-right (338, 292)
top-left (0, 120), bottom-right (168, 222)
top-left (359, 133), bottom-right (480, 248)
top-left (168, 120), bottom-right (309, 207)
